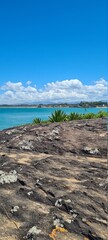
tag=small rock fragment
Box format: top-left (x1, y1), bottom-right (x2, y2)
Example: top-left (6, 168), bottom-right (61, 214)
top-left (65, 199), bottom-right (71, 203)
top-left (11, 206), bottom-right (19, 213)
top-left (27, 191), bottom-right (33, 196)
top-left (83, 147), bottom-right (99, 154)
top-left (95, 217), bottom-right (107, 225)
top-left (20, 140), bottom-right (33, 150)
top-left (53, 218), bottom-right (64, 228)
top-left (26, 226), bottom-right (41, 239)
top-left (72, 214), bottom-right (77, 219)
top-left (66, 219), bottom-right (72, 224)
top-left (55, 198), bottom-right (62, 207)
top-left (36, 179), bottom-right (42, 186)
top-left (82, 218), bottom-right (87, 222)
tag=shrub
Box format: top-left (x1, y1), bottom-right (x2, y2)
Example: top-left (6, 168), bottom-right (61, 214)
top-left (32, 118), bottom-right (42, 124)
top-left (82, 112), bottom-right (95, 119)
top-left (96, 110), bottom-right (108, 118)
top-left (67, 112), bottom-right (82, 120)
top-left (49, 110), bottom-right (67, 122)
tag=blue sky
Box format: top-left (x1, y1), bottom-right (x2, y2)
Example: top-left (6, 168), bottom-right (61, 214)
top-left (0, 0), bottom-right (107, 104)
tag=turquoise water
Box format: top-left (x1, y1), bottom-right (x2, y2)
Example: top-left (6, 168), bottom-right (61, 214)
top-left (0, 107), bottom-right (107, 130)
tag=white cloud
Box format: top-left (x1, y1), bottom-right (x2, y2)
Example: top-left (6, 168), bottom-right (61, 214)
top-left (45, 79), bottom-right (83, 90)
top-left (24, 86), bottom-right (37, 93)
top-left (0, 78), bottom-right (107, 104)
top-left (1, 81), bottom-right (24, 91)
top-left (26, 80), bottom-right (32, 85)
top-left (4, 91), bottom-right (15, 98)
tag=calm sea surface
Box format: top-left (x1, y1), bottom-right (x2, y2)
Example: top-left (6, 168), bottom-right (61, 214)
top-left (0, 107), bottom-right (107, 130)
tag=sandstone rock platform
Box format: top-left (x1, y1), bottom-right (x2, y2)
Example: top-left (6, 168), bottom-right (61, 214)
top-left (0, 118), bottom-right (107, 240)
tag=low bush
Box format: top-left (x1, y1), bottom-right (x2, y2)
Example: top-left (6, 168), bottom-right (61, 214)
top-left (82, 112), bottom-right (95, 119)
top-left (96, 110), bottom-right (107, 118)
top-left (32, 118), bottom-right (42, 124)
top-left (67, 112), bottom-right (82, 120)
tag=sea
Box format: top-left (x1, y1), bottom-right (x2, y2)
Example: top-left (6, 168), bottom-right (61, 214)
top-left (0, 107), bottom-right (107, 131)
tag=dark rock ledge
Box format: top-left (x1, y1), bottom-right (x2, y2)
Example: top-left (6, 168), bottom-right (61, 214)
top-left (0, 118), bottom-right (107, 240)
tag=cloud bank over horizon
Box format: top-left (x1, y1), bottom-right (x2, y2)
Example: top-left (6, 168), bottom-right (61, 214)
top-left (0, 78), bottom-right (107, 104)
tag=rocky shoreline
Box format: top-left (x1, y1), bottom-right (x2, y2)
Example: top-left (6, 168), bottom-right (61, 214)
top-left (0, 118), bottom-right (107, 240)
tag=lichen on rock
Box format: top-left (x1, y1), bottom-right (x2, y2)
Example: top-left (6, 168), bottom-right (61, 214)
top-left (0, 170), bottom-right (17, 184)
top-left (26, 226), bottom-right (41, 239)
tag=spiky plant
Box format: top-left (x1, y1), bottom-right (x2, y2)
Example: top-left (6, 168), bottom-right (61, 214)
top-left (49, 110), bottom-right (67, 122)
top-left (32, 117), bottom-right (42, 124)
top-left (82, 112), bottom-right (95, 119)
top-left (67, 112), bottom-right (82, 120)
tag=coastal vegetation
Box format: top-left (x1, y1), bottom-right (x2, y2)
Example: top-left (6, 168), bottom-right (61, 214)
top-left (33, 110), bottom-right (108, 124)
top-left (49, 110), bottom-right (67, 122)
top-left (32, 118), bottom-right (42, 124)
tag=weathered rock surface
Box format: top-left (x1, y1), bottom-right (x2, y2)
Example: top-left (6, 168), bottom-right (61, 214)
top-left (0, 118), bottom-right (107, 239)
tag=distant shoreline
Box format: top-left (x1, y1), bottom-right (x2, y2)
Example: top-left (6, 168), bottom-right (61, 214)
top-left (0, 105), bottom-right (107, 109)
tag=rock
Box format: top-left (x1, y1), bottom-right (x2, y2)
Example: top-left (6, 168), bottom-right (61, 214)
top-left (72, 214), bottom-right (77, 219)
top-left (26, 226), bottom-right (41, 239)
top-left (66, 219), bottom-right (72, 224)
top-left (53, 217), bottom-right (64, 228)
top-left (55, 198), bottom-right (62, 207)
top-left (95, 217), bottom-right (107, 225)
top-left (82, 218), bottom-right (87, 223)
top-left (27, 191), bottom-right (33, 196)
top-left (5, 129), bottom-right (20, 135)
top-left (0, 170), bottom-right (17, 184)
top-left (19, 140), bottom-right (33, 150)
top-left (0, 118), bottom-right (107, 240)
top-left (11, 206), bottom-right (19, 213)
top-left (65, 199), bottom-right (71, 203)
top-left (83, 147), bottom-right (100, 155)
top-left (51, 128), bottom-right (59, 135)
top-left (36, 179), bottom-right (42, 186)
top-left (0, 118), bottom-right (106, 156)
top-left (0, 170), bottom-right (4, 175)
